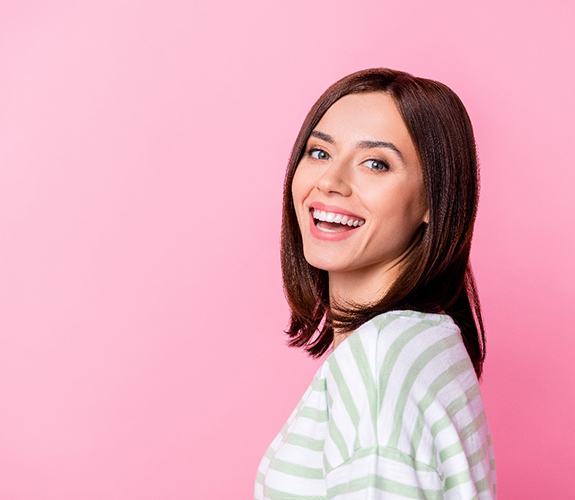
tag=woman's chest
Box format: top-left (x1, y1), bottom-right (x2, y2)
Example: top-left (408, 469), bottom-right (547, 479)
top-left (254, 369), bottom-right (330, 499)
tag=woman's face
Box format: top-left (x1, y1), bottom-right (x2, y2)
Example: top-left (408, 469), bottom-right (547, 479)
top-left (291, 91), bottom-right (428, 276)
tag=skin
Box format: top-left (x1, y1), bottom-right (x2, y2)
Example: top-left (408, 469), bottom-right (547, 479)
top-left (291, 91), bottom-right (429, 350)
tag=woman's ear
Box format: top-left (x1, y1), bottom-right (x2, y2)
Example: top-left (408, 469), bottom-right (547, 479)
top-left (423, 208), bottom-right (429, 224)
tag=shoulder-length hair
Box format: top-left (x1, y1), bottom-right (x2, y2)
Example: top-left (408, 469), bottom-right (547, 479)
top-left (280, 67), bottom-right (488, 381)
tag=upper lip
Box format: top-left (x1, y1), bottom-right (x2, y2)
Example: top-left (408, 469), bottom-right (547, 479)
top-left (308, 201), bottom-right (365, 221)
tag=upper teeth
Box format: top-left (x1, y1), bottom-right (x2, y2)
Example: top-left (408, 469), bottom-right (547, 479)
top-left (312, 209), bottom-right (365, 227)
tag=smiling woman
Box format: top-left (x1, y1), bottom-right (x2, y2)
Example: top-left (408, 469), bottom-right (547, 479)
top-left (254, 67), bottom-right (496, 499)
top-left (292, 91), bottom-right (430, 321)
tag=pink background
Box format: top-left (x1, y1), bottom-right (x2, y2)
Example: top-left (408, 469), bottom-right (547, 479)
top-left (1, 1), bottom-right (573, 498)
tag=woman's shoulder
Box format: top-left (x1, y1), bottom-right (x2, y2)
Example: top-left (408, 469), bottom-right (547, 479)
top-left (323, 309), bottom-right (467, 415)
top-left (322, 309), bottom-right (470, 467)
top-left (370, 309), bottom-right (468, 379)
top-left (324, 309), bottom-right (464, 384)
top-left (367, 309), bottom-right (479, 411)
top-left (322, 310), bottom-right (496, 496)
top-left (323, 308), bottom-right (478, 435)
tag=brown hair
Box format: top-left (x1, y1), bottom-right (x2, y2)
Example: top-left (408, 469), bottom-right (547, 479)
top-left (280, 67), bottom-right (488, 381)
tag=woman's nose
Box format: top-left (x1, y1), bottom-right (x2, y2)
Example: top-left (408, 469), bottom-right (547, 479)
top-left (314, 161), bottom-right (352, 195)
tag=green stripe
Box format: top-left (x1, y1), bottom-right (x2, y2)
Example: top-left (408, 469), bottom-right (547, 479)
top-left (325, 418), bottom-right (348, 472)
top-left (322, 450), bottom-right (333, 474)
top-left (443, 468), bottom-right (472, 491)
top-left (443, 467), bottom-right (494, 494)
top-left (438, 411), bottom-right (486, 463)
top-left (388, 329), bottom-right (461, 448)
top-left (371, 312), bottom-right (403, 333)
top-left (311, 376), bottom-right (325, 391)
top-left (270, 457), bottom-right (323, 479)
top-left (465, 443), bottom-right (488, 470)
top-left (326, 389), bottom-right (333, 413)
top-left (255, 469), bottom-right (264, 484)
top-left (409, 409), bottom-right (425, 459)
top-left (348, 331), bottom-right (377, 444)
top-left (375, 315), bottom-right (419, 432)
top-left (285, 432), bottom-right (324, 451)
top-left (328, 354), bottom-right (360, 426)
top-left (377, 319), bottom-right (443, 418)
top-left (280, 396), bottom-right (309, 438)
top-left (417, 358), bottom-right (471, 419)
top-left (299, 405), bottom-right (328, 422)
top-left (460, 410), bottom-right (486, 441)
top-left (430, 382), bottom-right (481, 436)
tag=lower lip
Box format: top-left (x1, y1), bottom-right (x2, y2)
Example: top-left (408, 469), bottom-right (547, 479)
top-left (308, 210), bottom-right (363, 241)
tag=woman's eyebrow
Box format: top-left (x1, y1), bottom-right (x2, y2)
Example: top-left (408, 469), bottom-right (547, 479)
top-left (310, 129), bottom-right (405, 164)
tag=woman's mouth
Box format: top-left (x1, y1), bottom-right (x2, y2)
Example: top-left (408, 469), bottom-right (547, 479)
top-left (308, 208), bottom-right (365, 240)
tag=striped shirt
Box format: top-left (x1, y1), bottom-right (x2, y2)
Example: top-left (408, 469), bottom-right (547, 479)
top-left (253, 309), bottom-right (497, 499)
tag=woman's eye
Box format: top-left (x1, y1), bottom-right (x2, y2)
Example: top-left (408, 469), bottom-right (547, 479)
top-left (306, 147), bottom-right (390, 173)
top-left (307, 147), bottom-right (329, 160)
top-left (365, 159), bottom-right (390, 172)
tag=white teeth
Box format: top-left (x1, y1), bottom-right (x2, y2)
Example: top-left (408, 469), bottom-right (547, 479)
top-left (312, 209), bottom-right (364, 227)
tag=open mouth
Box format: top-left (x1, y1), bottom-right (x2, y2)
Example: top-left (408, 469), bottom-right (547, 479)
top-left (309, 208), bottom-right (365, 233)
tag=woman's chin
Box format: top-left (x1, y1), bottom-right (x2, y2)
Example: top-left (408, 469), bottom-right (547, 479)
top-left (303, 253), bottom-right (353, 273)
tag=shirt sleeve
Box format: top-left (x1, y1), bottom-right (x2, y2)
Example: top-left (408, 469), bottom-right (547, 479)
top-left (322, 314), bottom-right (496, 499)
top-left (419, 330), bottom-right (498, 500)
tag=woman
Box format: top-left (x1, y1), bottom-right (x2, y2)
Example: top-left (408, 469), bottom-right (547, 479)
top-left (253, 67), bottom-right (497, 499)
